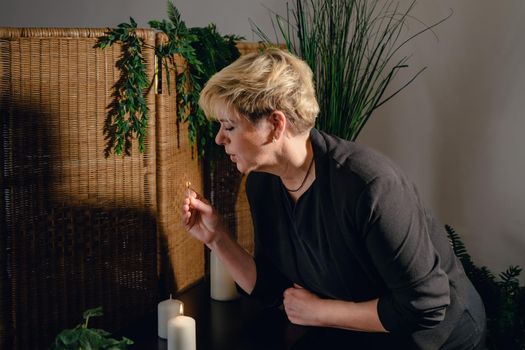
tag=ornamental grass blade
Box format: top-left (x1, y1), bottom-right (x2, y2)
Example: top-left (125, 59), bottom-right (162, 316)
top-left (254, 0), bottom-right (449, 141)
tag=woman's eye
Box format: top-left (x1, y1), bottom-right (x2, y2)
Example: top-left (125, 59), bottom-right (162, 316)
top-left (224, 126), bottom-right (234, 131)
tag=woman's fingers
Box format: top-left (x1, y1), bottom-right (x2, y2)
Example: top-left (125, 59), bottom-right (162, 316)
top-left (181, 188), bottom-right (220, 245)
top-left (185, 189), bottom-right (211, 208)
top-left (188, 195), bottom-right (213, 214)
top-left (181, 206), bottom-right (193, 226)
top-left (182, 195), bottom-right (197, 227)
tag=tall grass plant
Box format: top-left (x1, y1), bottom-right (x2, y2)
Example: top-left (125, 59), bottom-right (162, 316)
top-left (253, 0), bottom-right (449, 140)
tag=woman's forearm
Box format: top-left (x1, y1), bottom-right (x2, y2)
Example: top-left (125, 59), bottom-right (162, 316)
top-left (283, 285), bottom-right (387, 332)
top-left (318, 298), bottom-right (387, 333)
top-left (207, 231), bottom-right (257, 294)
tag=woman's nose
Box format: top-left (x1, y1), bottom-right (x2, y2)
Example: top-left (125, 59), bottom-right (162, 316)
top-left (215, 128), bottom-right (226, 145)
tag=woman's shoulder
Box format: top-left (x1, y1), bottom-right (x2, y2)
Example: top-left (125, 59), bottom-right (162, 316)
top-left (313, 129), bottom-right (405, 185)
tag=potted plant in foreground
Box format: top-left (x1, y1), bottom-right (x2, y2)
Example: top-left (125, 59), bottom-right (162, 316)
top-left (51, 307), bottom-right (133, 350)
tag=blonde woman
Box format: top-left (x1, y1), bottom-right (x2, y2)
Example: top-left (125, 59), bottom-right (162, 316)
top-left (182, 49), bottom-right (486, 349)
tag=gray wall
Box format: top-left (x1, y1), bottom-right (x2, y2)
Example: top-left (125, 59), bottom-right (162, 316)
top-left (2, 0), bottom-right (524, 282)
top-left (359, 0), bottom-right (525, 283)
top-left (0, 0), bottom-right (286, 41)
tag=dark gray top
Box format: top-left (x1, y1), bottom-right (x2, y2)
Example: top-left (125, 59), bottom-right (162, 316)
top-left (246, 128), bottom-right (480, 348)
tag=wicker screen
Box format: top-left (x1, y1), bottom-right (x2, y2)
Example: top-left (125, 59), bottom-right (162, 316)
top-left (0, 28), bottom-right (158, 349)
top-left (155, 33), bottom-right (204, 296)
top-left (0, 30), bottom-right (263, 349)
top-left (159, 41), bottom-right (262, 285)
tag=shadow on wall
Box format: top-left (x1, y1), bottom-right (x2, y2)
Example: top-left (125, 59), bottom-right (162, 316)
top-left (0, 105), bottom-right (158, 349)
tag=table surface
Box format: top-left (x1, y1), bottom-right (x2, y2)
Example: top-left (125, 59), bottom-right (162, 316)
top-left (118, 279), bottom-right (395, 350)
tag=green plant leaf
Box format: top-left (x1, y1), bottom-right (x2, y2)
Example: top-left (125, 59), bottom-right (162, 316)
top-left (56, 328), bottom-right (81, 346)
top-left (83, 307), bottom-right (103, 320)
top-left (51, 307), bottom-right (134, 349)
top-left (95, 0), bottom-right (242, 157)
top-left (445, 224), bottom-right (524, 348)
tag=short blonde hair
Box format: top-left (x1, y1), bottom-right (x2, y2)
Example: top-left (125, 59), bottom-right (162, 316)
top-left (199, 48), bottom-right (319, 133)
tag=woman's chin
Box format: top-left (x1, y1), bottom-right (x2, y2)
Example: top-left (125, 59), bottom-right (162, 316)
top-left (234, 162), bottom-right (253, 175)
top-left (235, 164), bottom-right (247, 174)
top-left (228, 157), bottom-right (254, 174)
top-left (231, 160), bottom-right (244, 173)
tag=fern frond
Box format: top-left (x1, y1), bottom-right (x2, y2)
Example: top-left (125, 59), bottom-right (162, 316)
top-left (499, 266), bottom-right (522, 286)
top-left (445, 224), bottom-right (472, 262)
top-left (167, 1), bottom-right (181, 27)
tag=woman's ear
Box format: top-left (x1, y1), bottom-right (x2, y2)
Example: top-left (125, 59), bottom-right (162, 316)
top-left (269, 110), bottom-right (286, 141)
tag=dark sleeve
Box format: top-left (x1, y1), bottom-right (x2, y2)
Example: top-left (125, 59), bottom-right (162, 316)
top-left (355, 175), bottom-right (450, 333)
top-left (249, 254), bottom-right (292, 307)
top-left (245, 174), bottom-right (292, 307)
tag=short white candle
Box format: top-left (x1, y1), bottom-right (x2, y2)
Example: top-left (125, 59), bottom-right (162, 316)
top-left (158, 295), bottom-right (183, 339)
top-left (210, 251), bottom-right (239, 301)
top-left (167, 315), bottom-right (196, 350)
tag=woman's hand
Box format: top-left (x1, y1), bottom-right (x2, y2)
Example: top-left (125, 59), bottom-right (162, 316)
top-left (283, 284), bottom-right (325, 326)
top-left (182, 187), bottom-right (257, 294)
top-left (182, 188), bottom-right (223, 247)
top-left (283, 284), bottom-right (387, 332)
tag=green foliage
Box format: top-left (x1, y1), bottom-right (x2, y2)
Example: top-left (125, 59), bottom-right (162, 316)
top-left (188, 24), bottom-right (243, 156)
top-left (95, 18), bottom-right (150, 156)
top-left (253, 0), bottom-right (450, 141)
top-left (445, 225), bottom-right (525, 349)
top-left (51, 307), bottom-right (133, 350)
top-left (95, 1), bottom-right (242, 157)
top-left (148, 1), bottom-right (205, 152)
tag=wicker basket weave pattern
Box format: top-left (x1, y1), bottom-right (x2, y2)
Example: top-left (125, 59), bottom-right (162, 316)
top-left (0, 29), bottom-right (261, 349)
top-left (0, 28), bottom-right (159, 349)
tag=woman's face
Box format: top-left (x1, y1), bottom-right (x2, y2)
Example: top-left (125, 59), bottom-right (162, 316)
top-left (214, 109), bottom-right (274, 174)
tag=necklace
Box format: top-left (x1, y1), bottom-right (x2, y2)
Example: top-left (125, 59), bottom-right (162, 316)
top-left (283, 156), bottom-right (315, 193)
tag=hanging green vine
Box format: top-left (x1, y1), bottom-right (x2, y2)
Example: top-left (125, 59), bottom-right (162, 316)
top-left (148, 2), bottom-right (205, 153)
top-left (95, 18), bottom-right (150, 156)
top-left (95, 1), bottom-right (241, 157)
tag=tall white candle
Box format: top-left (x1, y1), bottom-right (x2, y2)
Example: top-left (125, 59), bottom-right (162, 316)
top-left (167, 315), bottom-right (196, 350)
top-left (158, 296), bottom-right (183, 339)
top-left (210, 251), bottom-right (239, 301)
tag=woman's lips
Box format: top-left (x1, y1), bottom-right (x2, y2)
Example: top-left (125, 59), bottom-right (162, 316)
top-left (229, 154), bottom-right (237, 162)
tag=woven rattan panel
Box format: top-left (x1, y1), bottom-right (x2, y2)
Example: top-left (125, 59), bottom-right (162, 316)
top-left (235, 175), bottom-right (254, 255)
top-left (0, 32), bottom-right (263, 348)
top-left (155, 32), bottom-right (204, 296)
top-left (155, 41), bottom-right (263, 294)
top-left (0, 28), bottom-right (157, 349)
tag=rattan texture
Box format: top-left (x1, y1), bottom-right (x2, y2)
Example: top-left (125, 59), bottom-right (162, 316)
top-left (0, 28), bottom-right (158, 349)
top-left (156, 41), bottom-right (261, 297)
top-left (235, 41), bottom-right (267, 56)
top-left (235, 175), bottom-right (254, 255)
top-left (155, 33), bottom-right (204, 296)
top-left (0, 30), bottom-right (261, 349)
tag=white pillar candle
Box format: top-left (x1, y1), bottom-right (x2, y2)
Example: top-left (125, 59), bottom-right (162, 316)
top-left (158, 296), bottom-right (183, 339)
top-left (167, 315), bottom-right (196, 350)
top-left (210, 251), bottom-right (239, 301)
